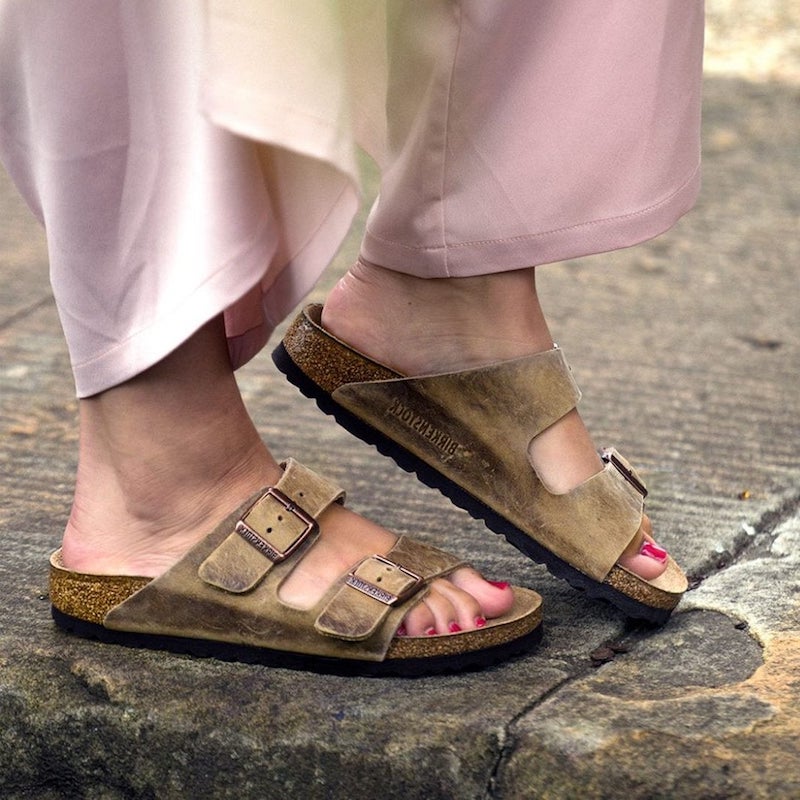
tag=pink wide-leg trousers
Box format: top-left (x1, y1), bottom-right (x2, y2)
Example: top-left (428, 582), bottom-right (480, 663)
top-left (0, 1), bottom-right (704, 397)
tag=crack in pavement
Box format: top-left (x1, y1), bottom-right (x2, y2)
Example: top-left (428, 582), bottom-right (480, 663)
top-left (689, 488), bottom-right (800, 585)
top-left (483, 635), bottom-right (636, 799)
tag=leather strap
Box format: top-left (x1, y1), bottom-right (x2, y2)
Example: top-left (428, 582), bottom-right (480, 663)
top-left (198, 459), bottom-right (344, 593)
top-left (101, 460), bottom-right (507, 659)
top-left (330, 347), bottom-right (646, 580)
top-left (315, 536), bottom-right (464, 640)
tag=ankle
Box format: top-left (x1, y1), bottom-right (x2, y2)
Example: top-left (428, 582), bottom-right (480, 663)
top-left (62, 316), bottom-right (286, 576)
top-left (323, 260), bottom-right (555, 374)
top-left (63, 437), bottom-right (281, 577)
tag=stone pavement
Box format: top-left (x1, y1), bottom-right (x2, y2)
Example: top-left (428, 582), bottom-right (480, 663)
top-left (2, 10), bottom-right (799, 800)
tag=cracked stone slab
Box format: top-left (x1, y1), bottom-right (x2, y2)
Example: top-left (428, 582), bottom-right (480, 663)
top-left (0, 631), bottom-right (572, 799)
top-left (494, 610), bottom-right (800, 800)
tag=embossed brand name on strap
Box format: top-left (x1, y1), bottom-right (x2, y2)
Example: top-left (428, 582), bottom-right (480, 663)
top-left (386, 397), bottom-right (463, 457)
top-left (346, 575), bottom-right (398, 605)
top-left (345, 555), bottom-right (423, 606)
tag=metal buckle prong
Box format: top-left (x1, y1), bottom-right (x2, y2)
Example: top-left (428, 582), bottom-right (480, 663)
top-left (235, 486), bottom-right (318, 563)
top-left (601, 449), bottom-right (648, 499)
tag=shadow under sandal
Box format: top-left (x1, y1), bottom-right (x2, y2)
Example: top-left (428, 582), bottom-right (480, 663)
top-left (273, 305), bottom-right (688, 625)
top-left (50, 459), bottom-right (543, 677)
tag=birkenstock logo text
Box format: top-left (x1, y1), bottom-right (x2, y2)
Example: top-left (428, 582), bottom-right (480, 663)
top-left (386, 398), bottom-right (462, 457)
top-left (347, 575), bottom-right (396, 605)
top-left (236, 521), bottom-right (282, 562)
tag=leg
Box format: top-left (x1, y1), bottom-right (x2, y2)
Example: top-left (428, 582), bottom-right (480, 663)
top-left (1, 3), bottom-right (539, 669)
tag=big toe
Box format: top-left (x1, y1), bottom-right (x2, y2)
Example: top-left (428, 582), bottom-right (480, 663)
top-left (618, 516), bottom-right (669, 581)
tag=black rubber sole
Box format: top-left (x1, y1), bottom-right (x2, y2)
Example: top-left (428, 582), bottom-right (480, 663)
top-left (272, 341), bottom-right (672, 626)
top-left (52, 607), bottom-right (542, 678)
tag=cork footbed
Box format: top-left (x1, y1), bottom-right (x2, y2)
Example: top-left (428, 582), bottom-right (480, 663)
top-left (272, 304), bottom-right (687, 625)
top-left (49, 549), bottom-right (543, 678)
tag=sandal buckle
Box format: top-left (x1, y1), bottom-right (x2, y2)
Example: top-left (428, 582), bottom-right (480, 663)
top-left (235, 487), bottom-right (319, 563)
top-left (346, 555), bottom-right (423, 606)
top-left (601, 448), bottom-right (648, 499)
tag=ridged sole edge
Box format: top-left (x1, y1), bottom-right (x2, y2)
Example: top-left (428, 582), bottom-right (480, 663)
top-left (52, 606), bottom-right (542, 678)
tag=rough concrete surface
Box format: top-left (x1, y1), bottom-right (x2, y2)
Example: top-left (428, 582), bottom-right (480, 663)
top-left (1, 4), bottom-right (799, 799)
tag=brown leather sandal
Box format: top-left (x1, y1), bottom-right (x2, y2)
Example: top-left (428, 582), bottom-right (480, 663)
top-left (272, 304), bottom-right (687, 624)
top-left (50, 459), bottom-right (543, 676)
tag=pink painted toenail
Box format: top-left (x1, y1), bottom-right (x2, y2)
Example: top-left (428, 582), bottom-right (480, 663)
top-left (640, 542), bottom-right (668, 562)
top-left (488, 581), bottom-right (510, 590)
top-left (475, 616), bottom-right (487, 628)
top-left (396, 624), bottom-right (407, 637)
top-left (425, 627), bottom-right (437, 636)
top-left (448, 621), bottom-right (462, 633)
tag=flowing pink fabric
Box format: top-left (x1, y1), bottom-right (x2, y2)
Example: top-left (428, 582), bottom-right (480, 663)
top-left (0, 1), bottom-right (703, 397)
top-left (362, 1), bottom-right (704, 276)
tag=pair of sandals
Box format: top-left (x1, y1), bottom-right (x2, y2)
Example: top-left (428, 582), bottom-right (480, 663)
top-left (50, 304), bottom-right (687, 677)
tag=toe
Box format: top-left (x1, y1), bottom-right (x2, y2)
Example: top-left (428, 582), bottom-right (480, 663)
top-left (449, 567), bottom-right (515, 620)
top-left (419, 587), bottom-right (463, 634)
top-left (618, 514), bottom-right (669, 580)
top-left (401, 600), bottom-right (438, 637)
top-left (428, 578), bottom-right (482, 631)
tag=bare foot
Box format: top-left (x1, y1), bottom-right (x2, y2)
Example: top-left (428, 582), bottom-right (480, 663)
top-left (61, 316), bottom-right (512, 637)
top-left (320, 259), bottom-right (668, 581)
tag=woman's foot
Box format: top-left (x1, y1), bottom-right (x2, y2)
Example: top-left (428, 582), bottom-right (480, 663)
top-left (320, 259), bottom-right (668, 582)
top-left (61, 316), bottom-right (513, 637)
